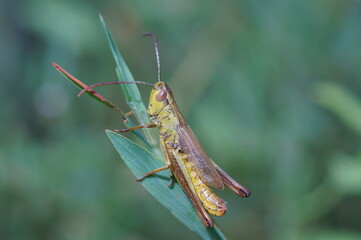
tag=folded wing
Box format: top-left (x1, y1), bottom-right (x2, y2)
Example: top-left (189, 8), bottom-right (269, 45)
top-left (176, 125), bottom-right (224, 189)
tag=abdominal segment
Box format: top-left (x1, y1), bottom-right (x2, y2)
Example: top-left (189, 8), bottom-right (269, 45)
top-left (183, 155), bottom-right (227, 216)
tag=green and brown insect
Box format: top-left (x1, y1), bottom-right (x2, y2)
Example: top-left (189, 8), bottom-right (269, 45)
top-left (53, 33), bottom-right (250, 228)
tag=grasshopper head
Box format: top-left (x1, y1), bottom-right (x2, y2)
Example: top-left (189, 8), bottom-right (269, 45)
top-left (148, 82), bottom-right (173, 116)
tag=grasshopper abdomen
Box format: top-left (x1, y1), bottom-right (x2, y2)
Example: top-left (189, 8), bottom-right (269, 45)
top-left (184, 155), bottom-right (227, 216)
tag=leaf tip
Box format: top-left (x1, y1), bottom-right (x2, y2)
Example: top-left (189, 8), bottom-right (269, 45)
top-left (105, 129), bottom-right (118, 137)
top-left (99, 13), bottom-right (104, 23)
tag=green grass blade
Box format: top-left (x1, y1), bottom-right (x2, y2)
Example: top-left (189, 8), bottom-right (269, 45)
top-left (106, 130), bottom-right (226, 240)
top-left (100, 15), bottom-right (158, 147)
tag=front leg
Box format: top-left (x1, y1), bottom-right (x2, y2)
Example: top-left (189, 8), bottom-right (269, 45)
top-left (112, 123), bottom-right (159, 132)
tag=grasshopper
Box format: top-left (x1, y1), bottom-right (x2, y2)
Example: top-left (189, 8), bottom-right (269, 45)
top-left (55, 33), bottom-right (250, 228)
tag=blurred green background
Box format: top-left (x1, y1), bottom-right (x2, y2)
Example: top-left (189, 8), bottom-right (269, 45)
top-left (1, 0), bottom-right (361, 239)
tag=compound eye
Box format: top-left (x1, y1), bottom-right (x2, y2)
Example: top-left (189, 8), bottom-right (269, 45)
top-left (155, 89), bottom-right (167, 102)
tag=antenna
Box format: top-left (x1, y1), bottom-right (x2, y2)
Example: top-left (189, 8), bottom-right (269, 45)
top-left (143, 32), bottom-right (161, 82)
top-left (77, 81), bottom-right (154, 97)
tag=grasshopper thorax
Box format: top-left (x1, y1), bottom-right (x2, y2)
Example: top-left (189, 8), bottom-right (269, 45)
top-left (148, 82), bottom-right (174, 117)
